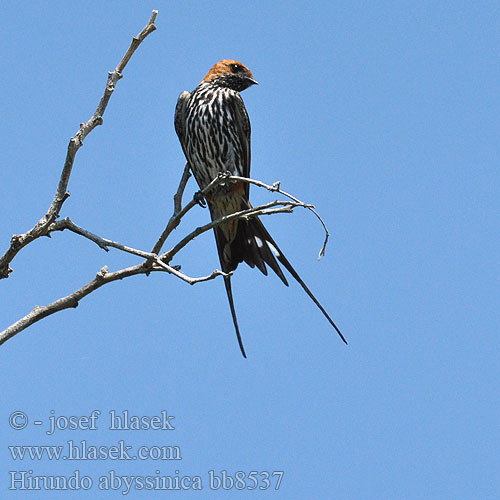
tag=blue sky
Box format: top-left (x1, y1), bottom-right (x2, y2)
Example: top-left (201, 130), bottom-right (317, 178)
top-left (1, 1), bottom-right (499, 498)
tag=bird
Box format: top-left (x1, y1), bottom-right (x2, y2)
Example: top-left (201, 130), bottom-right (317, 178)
top-left (174, 59), bottom-right (346, 357)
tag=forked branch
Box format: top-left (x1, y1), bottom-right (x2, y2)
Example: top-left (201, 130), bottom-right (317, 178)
top-left (0, 11), bottom-right (334, 348)
top-left (0, 172), bottom-right (324, 346)
top-left (0, 10), bottom-right (158, 279)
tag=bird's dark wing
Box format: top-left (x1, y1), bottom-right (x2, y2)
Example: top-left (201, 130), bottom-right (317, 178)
top-left (227, 92), bottom-right (251, 198)
top-left (174, 90), bottom-right (191, 159)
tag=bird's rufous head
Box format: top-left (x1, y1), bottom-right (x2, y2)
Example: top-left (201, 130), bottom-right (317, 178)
top-left (202, 60), bottom-right (258, 92)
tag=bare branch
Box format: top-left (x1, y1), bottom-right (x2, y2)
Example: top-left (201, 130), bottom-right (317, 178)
top-left (49, 218), bottom-right (110, 251)
top-left (163, 200), bottom-right (303, 263)
top-left (47, 214), bottom-right (233, 284)
top-left (152, 172), bottom-right (331, 260)
top-left (151, 162), bottom-right (192, 254)
top-left (230, 175), bottom-right (331, 258)
top-left (173, 163), bottom-right (192, 215)
top-left (116, 10), bottom-right (158, 73)
top-left (48, 214), bottom-right (234, 285)
top-left (154, 259), bottom-right (231, 285)
top-left (0, 264), bottom-right (150, 346)
top-left (152, 170), bottom-right (229, 255)
top-left (0, 257), bottom-right (233, 346)
top-left (0, 11), bottom-right (158, 280)
top-left (1, 18), bottom-right (335, 351)
top-left (49, 218), bottom-right (154, 260)
top-left (1, 172), bottom-right (329, 347)
top-left (47, 216), bottom-right (229, 283)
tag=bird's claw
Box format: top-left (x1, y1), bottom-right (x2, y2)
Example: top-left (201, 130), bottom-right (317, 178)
top-left (193, 191), bottom-right (207, 207)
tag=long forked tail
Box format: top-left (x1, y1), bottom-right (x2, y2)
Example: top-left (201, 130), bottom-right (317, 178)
top-left (211, 201), bottom-right (347, 357)
top-left (247, 216), bottom-right (348, 345)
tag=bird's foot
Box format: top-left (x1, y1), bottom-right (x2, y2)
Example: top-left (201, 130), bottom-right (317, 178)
top-left (217, 171), bottom-right (233, 185)
top-left (193, 191), bottom-right (207, 207)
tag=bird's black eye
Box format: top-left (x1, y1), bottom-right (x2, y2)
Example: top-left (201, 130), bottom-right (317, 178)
top-left (230, 64), bottom-right (243, 73)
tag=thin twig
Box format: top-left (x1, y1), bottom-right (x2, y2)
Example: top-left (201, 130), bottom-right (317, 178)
top-left (0, 11), bottom-right (158, 279)
top-left (230, 175), bottom-right (331, 258)
top-left (0, 264), bottom-right (149, 346)
top-left (50, 218), bottom-right (154, 260)
top-left (48, 217), bottom-right (230, 285)
top-left (116, 10), bottom-right (158, 72)
top-left (163, 200), bottom-right (303, 263)
top-left (173, 162), bottom-right (192, 214)
top-left (0, 254), bottom-right (233, 346)
top-left (2, 116), bottom-right (333, 348)
top-left (151, 162), bottom-right (191, 254)
top-left (154, 259), bottom-right (231, 285)
top-left (153, 172), bottom-right (331, 260)
top-left (0, 176), bottom-right (326, 346)
top-left (152, 170), bottom-right (230, 255)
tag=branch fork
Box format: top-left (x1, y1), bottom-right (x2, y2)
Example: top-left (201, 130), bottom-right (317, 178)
top-left (0, 10), bottom-right (333, 347)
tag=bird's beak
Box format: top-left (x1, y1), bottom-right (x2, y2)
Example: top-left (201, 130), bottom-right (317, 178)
top-left (246, 77), bottom-right (259, 86)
